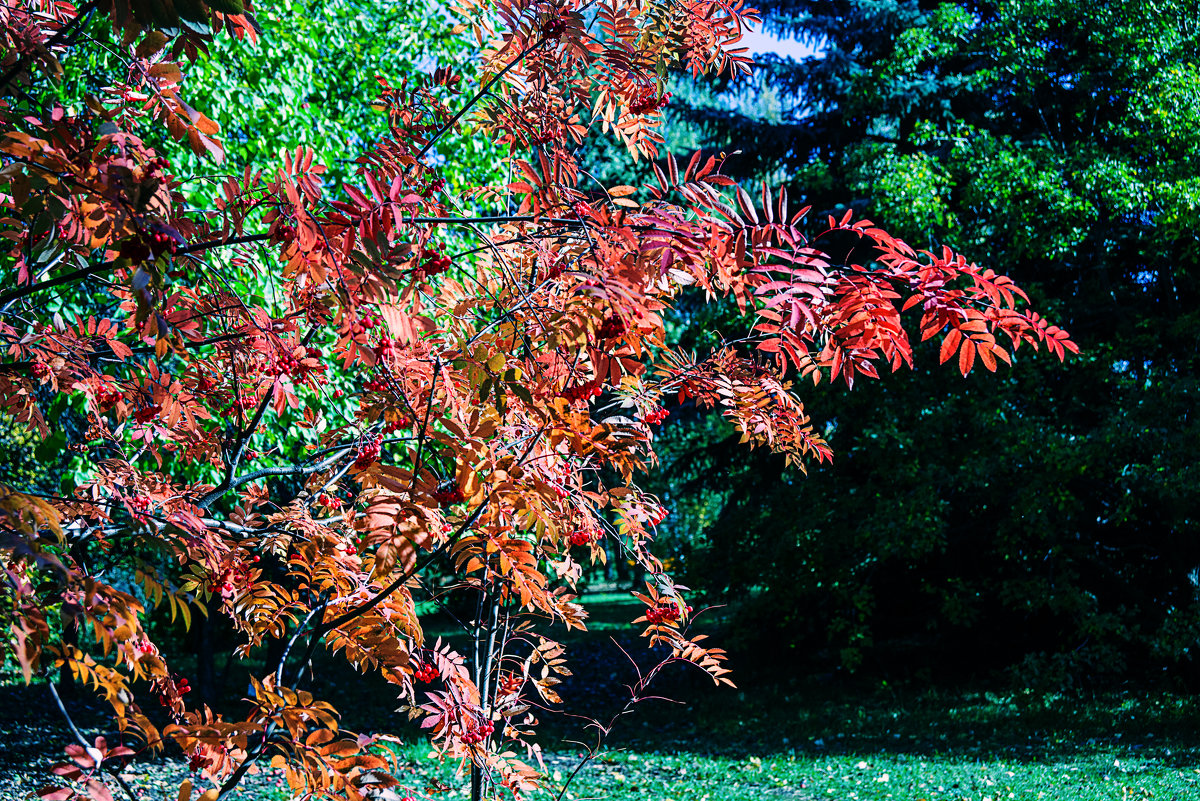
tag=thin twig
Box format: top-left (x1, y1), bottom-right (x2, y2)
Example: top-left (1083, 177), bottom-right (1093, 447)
top-left (47, 681), bottom-right (139, 801)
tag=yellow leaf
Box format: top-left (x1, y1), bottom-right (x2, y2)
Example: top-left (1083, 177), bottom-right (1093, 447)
top-left (178, 779), bottom-right (193, 801)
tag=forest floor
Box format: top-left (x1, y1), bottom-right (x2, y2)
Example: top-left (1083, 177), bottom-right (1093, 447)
top-left (4, 591), bottom-right (1199, 801)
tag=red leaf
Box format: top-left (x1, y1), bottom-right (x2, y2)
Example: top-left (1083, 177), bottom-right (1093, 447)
top-left (958, 339), bottom-right (976, 376)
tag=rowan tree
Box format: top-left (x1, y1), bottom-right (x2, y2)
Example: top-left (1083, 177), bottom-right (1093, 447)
top-left (0, 2), bottom-right (1075, 800)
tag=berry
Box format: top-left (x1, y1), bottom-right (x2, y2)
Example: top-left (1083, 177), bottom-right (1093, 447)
top-left (596, 315), bottom-right (626, 340)
top-left (644, 602), bottom-right (682, 625)
top-left (383, 416), bottom-right (411, 434)
top-left (432, 482), bottom-right (465, 508)
top-left (568, 529), bottom-right (594, 547)
top-left (413, 661), bottom-right (438, 683)
top-left (645, 406), bottom-right (669, 425)
top-left (376, 336), bottom-right (396, 362)
top-left (418, 249), bottom-right (453, 278)
top-left (629, 85), bottom-right (671, 114)
top-left (354, 434), bottom-right (383, 470)
top-left (421, 177), bottom-right (446, 198)
top-left (542, 13), bottom-right (567, 39)
top-left (96, 380), bottom-right (122, 411)
top-left (559, 384), bottom-right (602, 403)
top-left (272, 346), bottom-right (324, 380)
top-left (149, 229), bottom-right (179, 257)
top-left (461, 720), bottom-right (495, 745)
top-left (126, 495), bottom-right (151, 523)
top-left (133, 404), bottom-right (162, 424)
top-left (222, 395), bottom-right (259, 418)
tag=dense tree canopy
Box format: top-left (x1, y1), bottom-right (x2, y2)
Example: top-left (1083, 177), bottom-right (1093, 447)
top-left (0, 1), bottom-right (1077, 800)
top-left (657, 0), bottom-right (1199, 685)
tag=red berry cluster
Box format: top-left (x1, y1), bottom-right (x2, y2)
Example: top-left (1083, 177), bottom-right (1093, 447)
top-left (154, 673), bottom-right (191, 707)
top-left (644, 602), bottom-right (690, 625)
top-left (150, 229), bottom-right (179, 255)
top-left (596, 315), bottom-right (626, 340)
top-left (207, 557), bottom-right (257, 598)
top-left (568, 529), bottom-right (595, 547)
top-left (133, 404), bottom-right (162, 424)
top-left (117, 227), bottom-right (177, 264)
top-left (275, 222), bottom-right (297, 241)
top-left (132, 637), bottom-right (156, 656)
top-left (645, 406), bottom-right (669, 425)
top-left (376, 335), bottom-right (397, 362)
top-left (354, 434), bottom-right (383, 470)
top-left (125, 495), bottom-right (151, 523)
top-left (222, 395), bottom-right (259, 418)
top-left (432, 483), bottom-right (465, 508)
top-left (572, 201), bottom-right (593, 219)
top-left (96, 380), bottom-right (122, 411)
top-left (629, 86), bottom-right (672, 114)
top-left (383, 416), bottom-right (411, 434)
top-left (420, 249), bottom-right (453, 278)
top-left (560, 384), bottom-right (601, 402)
top-left (145, 155), bottom-right (170, 175)
top-left (273, 346), bottom-right (322, 379)
top-left (542, 12), bottom-right (567, 38)
top-left (461, 720), bottom-right (494, 745)
top-left (413, 661), bottom-right (438, 683)
top-left (350, 313), bottom-right (381, 341)
top-left (363, 375), bottom-right (389, 392)
top-left (421, 177), bottom-right (446, 198)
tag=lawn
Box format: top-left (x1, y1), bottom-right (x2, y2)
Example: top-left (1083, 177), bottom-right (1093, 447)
top-left (3, 590), bottom-right (1198, 800)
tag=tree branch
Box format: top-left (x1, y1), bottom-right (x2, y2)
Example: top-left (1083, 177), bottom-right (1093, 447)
top-left (0, 233), bottom-right (272, 309)
top-left (47, 681), bottom-right (139, 801)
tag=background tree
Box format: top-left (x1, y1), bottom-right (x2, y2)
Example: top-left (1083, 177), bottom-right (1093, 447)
top-left (656, 0), bottom-right (1200, 686)
top-left (1, 2), bottom-right (1073, 801)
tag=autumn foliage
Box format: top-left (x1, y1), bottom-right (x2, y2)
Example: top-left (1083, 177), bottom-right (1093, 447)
top-left (0, 1), bottom-right (1075, 800)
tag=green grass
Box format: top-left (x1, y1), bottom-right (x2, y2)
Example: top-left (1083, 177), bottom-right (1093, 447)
top-left (346, 684), bottom-right (1200, 800)
top-left (546, 748), bottom-right (1198, 801)
top-left (6, 589), bottom-right (1199, 800)
top-left (370, 591), bottom-right (1200, 800)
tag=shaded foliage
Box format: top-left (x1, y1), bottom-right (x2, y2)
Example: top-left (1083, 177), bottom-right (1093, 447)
top-left (658, 0), bottom-right (1200, 686)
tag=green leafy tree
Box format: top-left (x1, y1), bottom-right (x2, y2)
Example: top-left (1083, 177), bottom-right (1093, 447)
top-left (660, 0), bottom-right (1200, 685)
